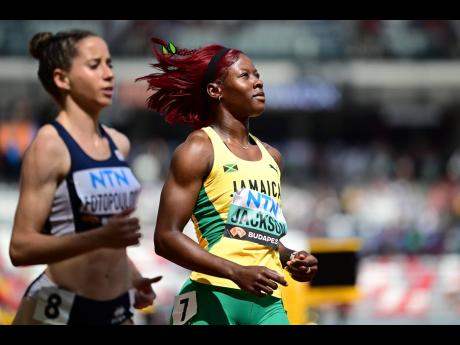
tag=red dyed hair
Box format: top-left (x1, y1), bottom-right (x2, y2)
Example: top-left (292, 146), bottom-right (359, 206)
top-left (136, 38), bottom-right (241, 128)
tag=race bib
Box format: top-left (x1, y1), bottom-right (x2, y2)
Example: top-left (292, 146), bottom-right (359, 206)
top-left (73, 167), bottom-right (141, 215)
top-left (224, 188), bottom-right (287, 248)
top-left (171, 291), bottom-right (197, 325)
top-left (33, 287), bottom-right (75, 325)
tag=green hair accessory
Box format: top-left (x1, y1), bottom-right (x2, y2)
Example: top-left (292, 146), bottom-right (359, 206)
top-left (162, 42), bottom-right (177, 55)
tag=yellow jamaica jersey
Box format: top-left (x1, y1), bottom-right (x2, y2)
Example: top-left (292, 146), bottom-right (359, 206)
top-left (190, 126), bottom-right (288, 298)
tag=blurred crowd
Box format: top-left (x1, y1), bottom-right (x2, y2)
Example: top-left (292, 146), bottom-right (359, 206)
top-left (1, 20), bottom-right (460, 60)
top-left (280, 138), bottom-right (460, 256)
top-left (3, 114), bottom-right (460, 257)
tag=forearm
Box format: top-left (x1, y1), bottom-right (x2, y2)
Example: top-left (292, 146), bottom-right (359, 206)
top-left (278, 242), bottom-right (296, 268)
top-left (10, 229), bottom-right (103, 266)
top-left (155, 231), bottom-right (240, 281)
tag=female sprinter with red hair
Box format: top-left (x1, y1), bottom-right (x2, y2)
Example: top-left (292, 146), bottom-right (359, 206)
top-left (138, 38), bottom-right (318, 325)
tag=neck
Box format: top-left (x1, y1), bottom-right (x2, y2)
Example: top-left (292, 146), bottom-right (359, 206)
top-left (212, 112), bottom-right (251, 147)
top-left (57, 99), bottom-right (103, 139)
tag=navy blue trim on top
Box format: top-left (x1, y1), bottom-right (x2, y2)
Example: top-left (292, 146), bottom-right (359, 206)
top-left (98, 124), bottom-right (119, 153)
top-left (50, 120), bottom-right (128, 170)
top-left (48, 120), bottom-right (81, 234)
top-left (23, 271), bottom-right (46, 298)
top-left (43, 218), bottom-right (52, 235)
top-left (48, 120), bottom-right (129, 233)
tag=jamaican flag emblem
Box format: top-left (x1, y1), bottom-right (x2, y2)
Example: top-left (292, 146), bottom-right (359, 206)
top-left (223, 164), bottom-right (238, 173)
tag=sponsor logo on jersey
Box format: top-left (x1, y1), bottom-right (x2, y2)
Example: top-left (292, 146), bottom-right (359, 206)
top-left (74, 167), bottom-right (141, 215)
top-left (229, 226), bottom-right (247, 238)
top-left (269, 163), bottom-right (279, 174)
top-left (224, 188), bottom-right (287, 248)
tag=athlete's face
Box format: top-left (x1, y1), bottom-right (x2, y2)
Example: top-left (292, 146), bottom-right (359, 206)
top-left (220, 54), bottom-right (265, 118)
top-left (66, 36), bottom-right (114, 110)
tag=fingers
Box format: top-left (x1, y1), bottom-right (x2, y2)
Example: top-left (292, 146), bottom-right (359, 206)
top-left (264, 279), bottom-right (279, 291)
top-left (286, 262), bottom-right (310, 274)
top-left (240, 267), bottom-right (288, 297)
top-left (98, 208), bottom-right (143, 249)
top-left (117, 217), bottom-right (141, 238)
top-left (107, 209), bottom-right (140, 234)
top-left (266, 270), bottom-right (288, 287)
top-left (291, 272), bottom-right (314, 282)
top-left (290, 272), bottom-right (311, 281)
top-left (113, 207), bottom-right (136, 218)
top-left (287, 254), bottom-right (318, 274)
top-left (119, 218), bottom-right (141, 231)
top-left (287, 262), bottom-right (318, 274)
top-left (289, 266), bottom-right (318, 282)
top-left (134, 291), bottom-right (155, 309)
top-left (115, 226), bottom-right (142, 247)
top-left (138, 276), bottom-right (162, 288)
top-left (126, 235), bottom-right (142, 246)
top-left (289, 254), bottom-right (318, 266)
top-left (147, 276), bottom-right (163, 284)
top-left (295, 252), bottom-right (307, 260)
top-left (252, 269), bottom-right (287, 295)
top-left (254, 283), bottom-right (274, 297)
top-left (136, 276), bottom-right (162, 290)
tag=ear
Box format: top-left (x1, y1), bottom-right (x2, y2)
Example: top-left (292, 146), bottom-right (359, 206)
top-left (53, 68), bottom-right (70, 92)
top-left (206, 82), bottom-right (222, 102)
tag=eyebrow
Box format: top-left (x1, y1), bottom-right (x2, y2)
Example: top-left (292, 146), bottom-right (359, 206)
top-left (238, 67), bottom-right (258, 73)
top-left (87, 57), bottom-right (112, 63)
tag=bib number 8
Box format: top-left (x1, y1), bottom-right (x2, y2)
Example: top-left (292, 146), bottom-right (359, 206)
top-left (33, 287), bottom-right (74, 324)
top-left (44, 293), bottom-right (62, 319)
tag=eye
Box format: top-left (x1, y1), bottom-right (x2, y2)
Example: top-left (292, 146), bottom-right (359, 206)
top-left (88, 59), bottom-right (100, 69)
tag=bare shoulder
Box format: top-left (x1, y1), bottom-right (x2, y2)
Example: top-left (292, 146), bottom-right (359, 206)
top-left (173, 129), bottom-right (213, 163)
top-left (103, 126), bottom-right (130, 158)
top-left (33, 124), bottom-right (66, 151)
top-left (183, 129), bottom-right (213, 153)
top-left (23, 124), bottom-right (69, 181)
top-left (261, 141), bottom-right (283, 170)
top-left (170, 129), bottom-right (213, 182)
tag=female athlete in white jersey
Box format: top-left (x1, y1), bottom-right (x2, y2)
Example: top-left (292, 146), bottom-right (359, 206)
top-left (9, 30), bottom-right (161, 325)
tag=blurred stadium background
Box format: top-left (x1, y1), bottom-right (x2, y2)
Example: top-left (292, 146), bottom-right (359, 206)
top-left (2, 20), bottom-right (460, 324)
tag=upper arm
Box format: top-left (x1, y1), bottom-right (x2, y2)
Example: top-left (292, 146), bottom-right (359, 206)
top-left (262, 142), bottom-right (283, 172)
top-left (11, 126), bottom-right (69, 241)
top-left (104, 126), bottom-right (130, 158)
top-left (155, 131), bottom-right (213, 236)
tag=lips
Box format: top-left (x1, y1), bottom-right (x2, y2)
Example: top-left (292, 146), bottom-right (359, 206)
top-left (253, 92), bottom-right (265, 101)
top-left (102, 87), bottom-right (114, 97)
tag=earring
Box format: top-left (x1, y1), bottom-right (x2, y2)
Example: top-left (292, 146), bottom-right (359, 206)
top-left (218, 95), bottom-right (222, 102)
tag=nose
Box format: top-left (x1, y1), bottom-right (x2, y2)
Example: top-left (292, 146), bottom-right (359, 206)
top-left (254, 77), bottom-right (263, 89)
top-left (103, 63), bottom-right (114, 81)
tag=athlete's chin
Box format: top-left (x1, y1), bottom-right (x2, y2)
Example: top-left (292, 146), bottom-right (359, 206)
top-left (98, 99), bottom-right (113, 107)
top-left (250, 109), bottom-right (264, 118)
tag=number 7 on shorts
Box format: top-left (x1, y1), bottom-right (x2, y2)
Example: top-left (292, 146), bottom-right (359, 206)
top-left (171, 291), bottom-right (197, 325)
